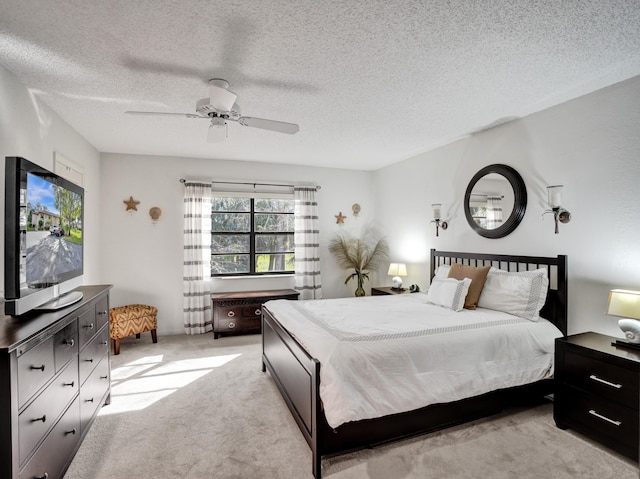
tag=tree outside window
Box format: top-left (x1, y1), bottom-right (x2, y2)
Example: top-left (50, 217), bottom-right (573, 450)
top-left (211, 197), bottom-right (295, 275)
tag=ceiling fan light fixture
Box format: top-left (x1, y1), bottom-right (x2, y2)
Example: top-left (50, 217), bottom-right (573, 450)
top-left (207, 118), bottom-right (227, 143)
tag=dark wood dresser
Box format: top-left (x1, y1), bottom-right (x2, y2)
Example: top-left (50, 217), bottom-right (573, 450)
top-left (0, 285), bottom-right (112, 479)
top-left (212, 289), bottom-right (299, 339)
top-left (554, 332), bottom-right (639, 461)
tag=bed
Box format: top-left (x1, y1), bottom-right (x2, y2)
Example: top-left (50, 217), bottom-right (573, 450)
top-left (261, 249), bottom-right (567, 478)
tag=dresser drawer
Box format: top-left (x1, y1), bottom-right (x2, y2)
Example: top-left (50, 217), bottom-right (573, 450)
top-left (54, 320), bottom-right (78, 372)
top-left (560, 385), bottom-right (638, 457)
top-left (79, 325), bottom-right (109, 385)
top-left (78, 307), bottom-right (99, 350)
top-left (242, 304), bottom-right (263, 318)
top-left (217, 305), bottom-right (242, 319)
top-left (19, 396), bottom-right (80, 479)
top-left (95, 295), bottom-right (110, 330)
top-left (18, 358), bottom-right (79, 465)
top-left (217, 317), bottom-right (261, 333)
top-left (563, 350), bottom-right (638, 409)
top-left (17, 337), bottom-right (55, 408)
top-left (80, 354), bottom-right (110, 434)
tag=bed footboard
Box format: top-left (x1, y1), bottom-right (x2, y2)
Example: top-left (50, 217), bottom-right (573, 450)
top-left (262, 306), bottom-right (322, 477)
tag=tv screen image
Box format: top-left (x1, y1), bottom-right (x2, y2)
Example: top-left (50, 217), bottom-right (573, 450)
top-left (25, 172), bottom-right (83, 284)
top-left (4, 156), bottom-right (84, 315)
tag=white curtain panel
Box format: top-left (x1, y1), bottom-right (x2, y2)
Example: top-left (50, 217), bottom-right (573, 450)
top-left (183, 181), bottom-right (213, 334)
top-left (486, 196), bottom-right (503, 229)
top-left (294, 187), bottom-right (323, 299)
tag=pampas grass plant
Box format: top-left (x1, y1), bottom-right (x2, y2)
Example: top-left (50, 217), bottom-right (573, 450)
top-left (328, 229), bottom-right (389, 296)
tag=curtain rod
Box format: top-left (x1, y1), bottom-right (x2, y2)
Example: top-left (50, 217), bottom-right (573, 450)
top-left (179, 178), bottom-right (320, 190)
top-left (470, 193), bottom-right (504, 198)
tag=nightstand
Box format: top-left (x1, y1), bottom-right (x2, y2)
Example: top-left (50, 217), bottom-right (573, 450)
top-left (371, 286), bottom-right (410, 296)
top-left (554, 332), bottom-right (639, 461)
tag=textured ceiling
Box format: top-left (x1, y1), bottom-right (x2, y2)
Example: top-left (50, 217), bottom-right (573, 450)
top-left (1, 1), bottom-right (639, 171)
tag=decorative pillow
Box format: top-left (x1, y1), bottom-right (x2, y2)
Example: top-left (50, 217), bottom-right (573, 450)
top-left (477, 268), bottom-right (549, 321)
top-left (426, 278), bottom-right (472, 311)
top-left (433, 264), bottom-right (451, 279)
top-left (447, 263), bottom-right (491, 310)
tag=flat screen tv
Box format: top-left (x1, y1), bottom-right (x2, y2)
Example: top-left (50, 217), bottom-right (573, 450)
top-left (4, 156), bottom-right (84, 315)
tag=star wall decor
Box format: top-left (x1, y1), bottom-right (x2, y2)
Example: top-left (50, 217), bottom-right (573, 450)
top-left (335, 211), bottom-right (347, 224)
top-left (124, 196), bottom-right (140, 211)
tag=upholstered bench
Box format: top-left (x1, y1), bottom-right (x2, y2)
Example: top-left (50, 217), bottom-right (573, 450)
top-left (109, 304), bottom-right (158, 355)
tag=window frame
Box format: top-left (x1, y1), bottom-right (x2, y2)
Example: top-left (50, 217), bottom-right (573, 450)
top-left (211, 195), bottom-right (295, 277)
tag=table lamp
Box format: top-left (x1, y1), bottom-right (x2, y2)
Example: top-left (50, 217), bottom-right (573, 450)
top-left (606, 289), bottom-right (640, 350)
top-left (388, 263), bottom-right (407, 290)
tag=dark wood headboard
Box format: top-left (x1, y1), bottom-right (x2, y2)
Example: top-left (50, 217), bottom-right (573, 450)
top-left (430, 249), bottom-right (568, 336)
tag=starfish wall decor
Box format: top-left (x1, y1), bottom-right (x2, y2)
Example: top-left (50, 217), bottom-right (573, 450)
top-left (124, 196), bottom-right (140, 211)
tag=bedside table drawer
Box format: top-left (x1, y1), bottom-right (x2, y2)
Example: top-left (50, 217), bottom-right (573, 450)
top-left (564, 350), bottom-right (638, 409)
top-left (561, 385), bottom-right (638, 456)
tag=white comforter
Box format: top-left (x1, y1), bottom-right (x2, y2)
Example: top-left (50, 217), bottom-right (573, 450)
top-left (264, 293), bottom-right (562, 429)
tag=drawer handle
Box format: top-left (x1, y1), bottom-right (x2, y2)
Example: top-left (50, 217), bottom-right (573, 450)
top-left (589, 374), bottom-right (622, 389)
top-left (32, 415), bottom-right (46, 423)
top-left (65, 338), bottom-right (75, 347)
top-left (228, 322), bottom-right (236, 328)
top-left (84, 323), bottom-right (95, 330)
top-left (227, 311), bottom-right (235, 318)
top-left (254, 309), bottom-right (262, 316)
top-left (30, 365), bottom-right (46, 372)
top-left (86, 398), bottom-right (94, 403)
top-left (588, 409), bottom-right (622, 426)
top-left (98, 310), bottom-right (108, 315)
top-left (35, 474), bottom-right (49, 479)
top-left (63, 381), bottom-right (75, 387)
top-left (85, 358), bottom-right (94, 363)
top-left (65, 428), bottom-right (77, 435)
top-left (100, 375), bottom-right (109, 380)
top-left (101, 341), bottom-right (108, 345)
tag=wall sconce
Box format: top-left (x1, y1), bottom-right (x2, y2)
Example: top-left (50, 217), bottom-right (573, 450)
top-left (388, 263), bottom-right (407, 290)
top-left (543, 185), bottom-right (571, 234)
top-left (430, 203), bottom-right (448, 237)
top-left (606, 289), bottom-right (640, 350)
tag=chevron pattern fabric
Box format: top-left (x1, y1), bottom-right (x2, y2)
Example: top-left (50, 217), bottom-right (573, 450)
top-left (109, 304), bottom-right (158, 354)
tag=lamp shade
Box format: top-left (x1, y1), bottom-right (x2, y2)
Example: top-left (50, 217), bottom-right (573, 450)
top-left (606, 289), bottom-right (640, 320)
top-left (547, 185), bottom-right (563, 209)
top-left (387, 263), bottom-right (407, 277)
top-left (431, 204), bottom-right (442, 220)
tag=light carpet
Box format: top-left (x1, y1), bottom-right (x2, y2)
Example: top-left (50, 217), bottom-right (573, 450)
top-left (64, 333), bottom-right (638, 479)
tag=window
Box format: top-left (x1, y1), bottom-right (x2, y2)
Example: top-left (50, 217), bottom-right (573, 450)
top-left (211, 196), bottom-right (295, 275)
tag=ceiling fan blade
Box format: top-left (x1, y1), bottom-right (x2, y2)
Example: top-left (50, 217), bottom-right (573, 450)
top-left (125, 111), bottom-right (204, 119)
top-left (237, 116), bottom-right (299, 134)
top-left (209, 81), bottom-right (237, 112)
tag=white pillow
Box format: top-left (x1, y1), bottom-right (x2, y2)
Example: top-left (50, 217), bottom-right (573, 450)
top-left (477, 268), bottom-right (549, 321)
top-left (426, 277), bottom-right (472, 311)
top-left (433, 264), bottom-right (451, 279)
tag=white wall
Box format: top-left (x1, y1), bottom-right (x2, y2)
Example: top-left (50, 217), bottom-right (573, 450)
top-left (99, 153), bottom-right (375, 334)
top-left (5, 55), bottom-right (639, 340)
top-left (0, 64), bottom-right (102, 297)
top-left (373, 76), bottom-right (640, 338)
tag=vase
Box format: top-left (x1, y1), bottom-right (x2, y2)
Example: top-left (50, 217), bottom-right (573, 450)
top-left (355, 274), bottom-right (366, 297)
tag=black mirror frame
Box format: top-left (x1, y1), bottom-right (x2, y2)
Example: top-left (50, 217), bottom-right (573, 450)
top-left (464, 164), bottom-right (527, 239)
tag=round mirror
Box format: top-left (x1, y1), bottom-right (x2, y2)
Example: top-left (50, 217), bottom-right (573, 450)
top-left (464, 164), bottom-right (527, 239)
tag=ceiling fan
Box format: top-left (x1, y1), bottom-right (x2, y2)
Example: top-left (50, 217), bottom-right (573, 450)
top-left (125, 79), bottom-right (300, 142)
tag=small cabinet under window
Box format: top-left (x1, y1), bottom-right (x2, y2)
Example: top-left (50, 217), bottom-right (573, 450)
top-left (211, 289), bottom-right (299, 339)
